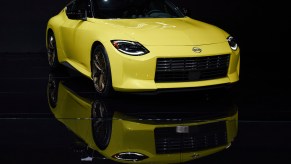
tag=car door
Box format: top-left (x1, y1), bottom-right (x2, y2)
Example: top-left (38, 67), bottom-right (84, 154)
top-left (61, 0), bottom-right (93, 66)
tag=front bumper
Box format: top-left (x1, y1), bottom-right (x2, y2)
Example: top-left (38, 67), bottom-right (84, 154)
top-left (106, 42), bottom-right (240, 92)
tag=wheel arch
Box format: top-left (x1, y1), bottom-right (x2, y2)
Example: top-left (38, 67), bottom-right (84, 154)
top-left (91, 41), bottom-right (103, 56)
top-left (90, 41), bottom-right (114, 96)
top-left (90, 41), bottom-right (104, 76)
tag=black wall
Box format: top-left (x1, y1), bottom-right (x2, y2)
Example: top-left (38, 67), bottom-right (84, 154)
top-left (1, 0), bottom-right (69, 53)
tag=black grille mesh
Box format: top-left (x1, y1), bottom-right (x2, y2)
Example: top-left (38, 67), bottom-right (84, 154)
top-left (155, 121), bottom-right (227, 154)
top-left (155, 54), bottom-right (230, 82)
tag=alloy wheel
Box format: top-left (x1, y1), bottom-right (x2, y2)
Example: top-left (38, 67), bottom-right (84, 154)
top-left (92, 51), bottom-right (107, 93)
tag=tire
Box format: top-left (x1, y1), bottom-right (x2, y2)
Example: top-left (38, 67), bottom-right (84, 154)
top-left (91, 45), bottom-right (113, 97)
top-left (47, 31), bottom-right (60, 69)
top-left (91, 100), bottom-right (112, 150)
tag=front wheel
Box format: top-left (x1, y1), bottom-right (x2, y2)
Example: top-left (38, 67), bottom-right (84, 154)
top-left (91, 45), bottom-right (113, 97)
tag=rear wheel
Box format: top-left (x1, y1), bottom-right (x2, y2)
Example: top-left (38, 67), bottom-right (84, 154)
top-left (91, 45), bottom-right (113, 97)
top-left (47, 32), bottom-right (60, 69)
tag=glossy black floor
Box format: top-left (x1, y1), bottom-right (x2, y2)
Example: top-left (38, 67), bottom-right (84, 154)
top-left (0, 53), bottom-right (291, 163)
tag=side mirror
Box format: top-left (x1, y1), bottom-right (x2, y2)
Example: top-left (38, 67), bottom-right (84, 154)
top-left (67, 9), bottom-right (87, 21)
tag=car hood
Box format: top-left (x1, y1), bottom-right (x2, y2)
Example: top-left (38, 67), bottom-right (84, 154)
top-left (100, 17), bottom-right (228, 46)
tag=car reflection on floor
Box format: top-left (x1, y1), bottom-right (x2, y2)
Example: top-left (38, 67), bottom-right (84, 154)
top-left (47, 69), bottom-right (238, 164)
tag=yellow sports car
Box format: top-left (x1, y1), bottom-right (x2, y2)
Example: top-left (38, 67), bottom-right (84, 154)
top-left (46, 0), bottom-right (240, 96)
top-left (47, 72), bottom-right (238, 163)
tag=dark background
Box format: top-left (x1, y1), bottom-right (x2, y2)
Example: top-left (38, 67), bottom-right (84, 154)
top-left (1, 1), bottom-right (291, 163)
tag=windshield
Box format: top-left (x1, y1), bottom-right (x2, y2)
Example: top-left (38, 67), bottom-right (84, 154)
top-left (92, 0), bottom-right (184, 19)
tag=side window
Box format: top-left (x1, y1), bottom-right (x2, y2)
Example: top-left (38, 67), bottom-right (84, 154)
top-left (86, 0), bottom-right (93, 17)
top-left (66, 0), bottom-right (77, 13)
top-left (66, 0), bottom-right (93, 18)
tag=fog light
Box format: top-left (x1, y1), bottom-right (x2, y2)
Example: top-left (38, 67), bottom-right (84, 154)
top-left (112, 152), bottom-right (148, 161)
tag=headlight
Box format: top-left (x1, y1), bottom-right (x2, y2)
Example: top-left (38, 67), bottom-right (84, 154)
top-left (112, 152), bottom-right (149, 162)
top-left (111, 40), bottom-right (149, 56)
top-left (227, 36), bottom-right (238, 51)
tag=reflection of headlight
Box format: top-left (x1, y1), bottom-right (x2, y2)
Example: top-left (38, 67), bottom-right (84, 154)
top-left (111, 40), bottom-right (150, 56)
top-left (227, 36), bottom-right (238, 51)
top-left (112, 152), bottom-right (149, 161)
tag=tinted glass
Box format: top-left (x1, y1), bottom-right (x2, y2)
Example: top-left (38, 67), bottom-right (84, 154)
top-left (66, 0), bottom-right (93, 18)
top-left (92, 0), bottom-right (184, 19)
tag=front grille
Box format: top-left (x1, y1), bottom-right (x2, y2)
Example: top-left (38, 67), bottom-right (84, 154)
top-left (155, 121), bottom-right (227, 154)
top-left (155, 54), bottom-right (230, 82)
